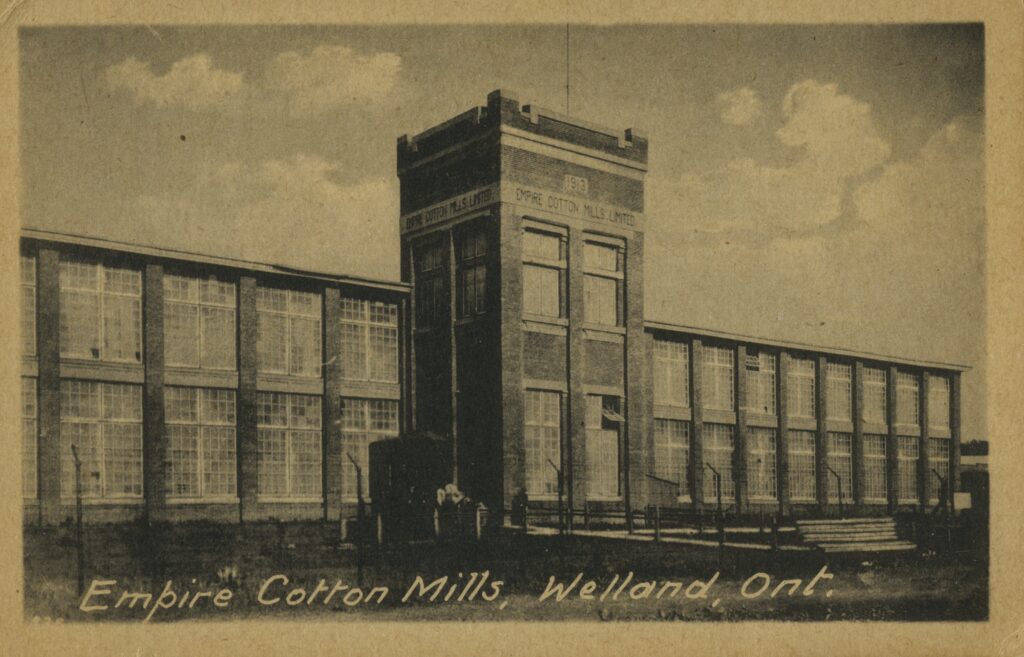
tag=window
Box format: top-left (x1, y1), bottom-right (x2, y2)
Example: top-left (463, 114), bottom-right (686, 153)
top-left (524, 390), bottom-right (562, 497)
top-left (585, 395), bottom-right (621, 498)
top-left (826, 432), bottom-right (853, 504)
top-left (896, 436), bottom-right (919, 503)
top-left (522, 229), bottom-right (566, 319)
top-left (826, 363), bottom-right (852, 421)
top-left (59, 259), bottom-right (142, 363)
top-left (702, 424), bottom-right (735, 502)
top-left (60, 381), bottom-right (143, 498)
top-left (339, 298), bottom-right (399, 383)
top-left (457, 226), bottom-right (488, 317)
top-left (257, 288), bottom-right (322, 377)
top-left (22, 377), bottom-right (37, 499)
top-left (788, 430), bottom-right (816, 501)
top-left (787, 357), bottom-right (816, 419)
top-left (928, 375), bottom-right (951, 429)
top-left (22, 255), bottom-right (36, 357)
top-left (863, 435), bottom-right (888, 503)
top-left (747, 427), bottom-right (777, 500)
top-left (165, 387), bottom-right (237, 499)
top-left (928, 437), bottom-right (951, 503)
top-left (745, 351), bottom-right (776, 415)
top-left (257, 393), bottom-right (322, 498)
top-left (164, 274), bottom-right (237, 370)
top-left (583, 240), bottom-right (623, 326)
top-left (862, 367), bottom-right (887, 424)
top-left (702, 345), bottom-right (735, 411)
top-left (653, 340), bottom-right (689, 407)
top-left (896, 371), bottom-right (920, 426)
top-left (653, 419), bottom-right (690, 497)
top-left (339, 398), bottom-right (400, 501)
top-left (414, 240), bottom-right (445, 326)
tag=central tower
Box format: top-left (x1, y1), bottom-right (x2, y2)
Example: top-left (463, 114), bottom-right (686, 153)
top-left (398, 89), bottom-right (649, 521)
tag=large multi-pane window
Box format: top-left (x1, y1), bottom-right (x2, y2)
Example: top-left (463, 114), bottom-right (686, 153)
top-left (524, 390), bottom-right (562, 497)
top-left (928, 375), bottom-right (951, 429)
top-left (414, 239), bottom-right (445, 326)
top-left (582, 240), bottom-right (623, 326)
top-left (826, 432), bottom-right (853, 504)
top-left (653, 340), bottom-right (689, 407)
top-left (22, 377), bottom-right (37, 499)
top-left (339, 298), bottom-right (399, 383)
top-left (522, 228), bottom-right (566, 319)
top-left (339, 398), bottom-right (399, 500)
top-left (22, 255), bottom-right (36, 357)
top-left (896, 371), bottom-right (920, 426)
top-left (896, 436), bottom-right (919, 503)
top-left (457, 226), bottom-right (488, 318)
top-left (164, 387), bottom-right (237, 499)
top-left (862, 367), bottom-right (887, 423)
top-left (653, 419), bottom-right (690, 497)
top-left (745, 351), bottom-right (776, 415)
top-left (826, 363), bottom-right (852, 421)
top-left (702, 424), bottom-right (735, 502)
top-left (60, 381), bottom-right (143, 499)
top-left (928, 437), bottom-right (951, 503)
top-left (788, 430), bottom-right (816, 501)
top-left (747, 427), bottom-right (777, 500)
top-left (702, 345), bottom-right (735, 411)
top-left (257, 393), bottom-right (322, 498)
top-left (257, 287), bottom-right (322, 377)
top-left (59, 259), bottom-right (142, 363)
top-left (585, 395), bottom-right (621, 498)
top-left (863, 434), bottom-right (888, 503)
top-left (164, 274), bottom-right (236, 370)
top-left (787, 358), bottom-right (816, 419)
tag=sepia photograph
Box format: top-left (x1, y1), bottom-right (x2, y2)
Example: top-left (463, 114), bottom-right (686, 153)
top-left (4, 4), bottom-right (1018, 652)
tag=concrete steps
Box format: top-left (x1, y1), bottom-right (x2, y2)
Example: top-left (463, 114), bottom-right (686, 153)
top-left (796, 517), bottom-right (914, 554)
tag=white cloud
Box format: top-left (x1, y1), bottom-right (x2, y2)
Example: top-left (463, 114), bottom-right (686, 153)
top-left (716, 86), bottom-right (763, 125)
top-left (263, 45), bottom-right (401, 116)
top-left (105, 45), bottom-right (401, 115)
top-left (127, 154), bottom-right (399, 279)
top-left (649, 79), bottom-right (890, 239)
top-left (105, 54), bottom-right (245, 110)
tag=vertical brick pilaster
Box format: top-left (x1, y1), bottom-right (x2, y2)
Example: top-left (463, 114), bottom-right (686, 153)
top-left (624, 233), bottom-right (645, 513)
top-left (919, 372), bottom-right (931, 510)
top-left (237, 276), bottom-right (259, 522)
top-left (499, 210), bottom-right (525, 513)
top-left (142, 264), bottom-right (166, 523)
top-left (566, 226), bottom-right (586, 510)
top-left (734, 344), bottom-right (749, 513)
top-left (777, 352), bottom-right (790, 515)
top-left (36, 248), bottom-right (62, 525)
top-left (690, 339), bottom-right (705, 507)
top-left (641, 333), bottom-right (656, 503)
top-left (815, 356), bottom-right (829, 513)
top-left (951, 373), bottom-right (962, 492)
top-left (852, 361), bottom-right (866, 508)
top-left (323, 288), bottom-right (342, 521)
top-left (886, 365), bottom-right (899, 513)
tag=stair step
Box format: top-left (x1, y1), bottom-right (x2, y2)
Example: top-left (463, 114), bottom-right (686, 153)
top-left (803, 534), bottom-right (899, 542)
top-left (820, 541), bottom-right (916, 553)
top-left (796, 517), bottom-right (895, 526)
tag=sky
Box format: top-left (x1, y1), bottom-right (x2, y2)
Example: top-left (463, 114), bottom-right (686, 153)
top-left (18, 24), bottom-right (986, 439)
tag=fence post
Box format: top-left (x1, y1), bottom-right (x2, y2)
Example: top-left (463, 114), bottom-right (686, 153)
top-left (433, 508), bottom-right (441, 538)
top-left (475, 504), bottom-right (483, 540)
top-left (376, 512), bottom-right (384, 545)
top-left (654, 506), bottom-right (661, 543)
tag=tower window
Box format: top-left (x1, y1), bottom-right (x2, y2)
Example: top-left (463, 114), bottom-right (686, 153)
top-left (456, 225), bottom-right (488, 318)
top-left (583, 239), bottom-right (623, 327)
top-left (522, 228), bottom-right (566, 319)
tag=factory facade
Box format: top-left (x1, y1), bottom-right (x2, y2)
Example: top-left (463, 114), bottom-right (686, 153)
top-left (19, 89), bottom-right (964, 526)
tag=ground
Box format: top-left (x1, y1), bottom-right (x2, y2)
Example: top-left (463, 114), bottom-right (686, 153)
top-left (22, 522), bottom-right (988, 623)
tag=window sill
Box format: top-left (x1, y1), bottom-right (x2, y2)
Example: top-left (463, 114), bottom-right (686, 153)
top-left (454, 314), bottom-right (488, 326)
top-left (60, 497), bottom-right (144, 506)
top-left (584, 496), bottom-right (623, 503)
top-left (522, 313), bottom-right (568, 327)
top-left (580, 323), bottom-right (625, 335)
top-left (165, 497), bottom-right (240, 506)
top-left (256, 497), bottom-right (324, 505)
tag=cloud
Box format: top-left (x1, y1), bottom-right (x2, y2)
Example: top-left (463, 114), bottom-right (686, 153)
top-left (649, 80), bottom-right (891, 240)
top-left (105, 54), bottom-right (245, 110)
top-left (263, 45), bottom-right (402, 116)
top-left (126, 154), bottom-right (400, 279)
top-left (716, 86), bottom-right (763, 125)
top-left (105, 45), bottom-right (401, 115)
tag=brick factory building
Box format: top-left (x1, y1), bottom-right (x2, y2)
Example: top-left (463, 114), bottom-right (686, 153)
top-left (19, 89), bottom-right (965, 527)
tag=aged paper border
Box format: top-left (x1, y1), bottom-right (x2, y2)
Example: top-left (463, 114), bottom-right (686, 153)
top-left (0, 1), bottom-right (1020, 655)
